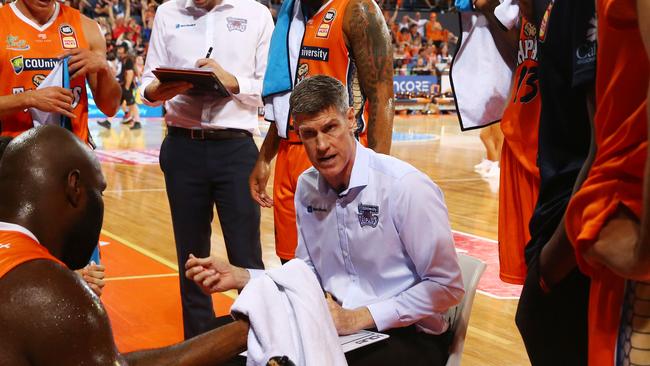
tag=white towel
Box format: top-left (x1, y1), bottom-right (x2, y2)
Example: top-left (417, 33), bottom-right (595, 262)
top-left (451, 12), bottom-right (517, 130)
top-left (494, 0), bottom-right (520, 31)
top-left (231, 259), bottom-right (347, 366)
top-left (263, 0), bottom-right (304, 138)
top-left (30, 58), bottom-right (66, 126)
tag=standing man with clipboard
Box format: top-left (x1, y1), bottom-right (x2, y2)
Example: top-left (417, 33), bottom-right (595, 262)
top-left (139, 0), bottom-right (274, 339)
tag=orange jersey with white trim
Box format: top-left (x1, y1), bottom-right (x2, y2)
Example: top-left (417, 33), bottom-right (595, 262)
top-left (292, 0), bottom-right (369, 143)
top-left (0, 229), bottom-right (64, 279)
top-left (500, 16), bottom-right (540, 176)
top-left (565, 0), bottom-right (648, 365)
top-left (0, 2), bottom-right (90, 142)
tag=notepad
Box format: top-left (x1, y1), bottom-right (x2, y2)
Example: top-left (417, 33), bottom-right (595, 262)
top-left (152, 66), bottom-right (229, 97)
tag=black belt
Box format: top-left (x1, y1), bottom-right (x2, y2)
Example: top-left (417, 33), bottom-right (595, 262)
top-left (167, 126), bottom-right (252, 140)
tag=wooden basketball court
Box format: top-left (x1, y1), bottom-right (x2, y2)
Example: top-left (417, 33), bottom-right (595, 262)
top-left (94, 114), bottom-right (530, 365)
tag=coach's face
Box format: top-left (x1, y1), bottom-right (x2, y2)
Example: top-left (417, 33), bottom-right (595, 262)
top-left (295, 106), bottom-right (357, 192)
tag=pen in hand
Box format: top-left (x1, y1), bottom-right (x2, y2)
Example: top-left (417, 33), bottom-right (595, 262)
top-left (205, 47), bottom-right (213, 59)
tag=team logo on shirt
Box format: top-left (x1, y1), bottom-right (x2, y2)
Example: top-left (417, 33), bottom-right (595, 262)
top-left (12, 87), bottom-right (24, 94)
top-left (316, 23), bottom-right (331, 38)
top-left (6, 35), bottom-right (30, 50)
top-left (226, 17), bottom-right (247, 32)
top-left (0, 243), bottom-right (10, 249)
top-left (59, 24), bottom-right (78, 49)
top-left (296, 63), bottom-right (309, 84)
top-left (523, 23), bottom-right (536, 38)
top-left (10, 55), bottom-right (24, 74)
top-left (357, 203), bottom-right (379, 228)
top-left (323, 9), bottom-right (336, 23)
top-left (32, 74), bottom-right (46, 87)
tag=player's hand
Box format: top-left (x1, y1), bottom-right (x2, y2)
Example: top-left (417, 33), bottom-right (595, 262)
top-left (249, 159), bottom-right (274, 207)
top-left (76, 262), bottom-right (106, 297)
top-left (63, 48), bottom-right (110, 80)
top-left (144, 79), bottom-right (193, 102)
top-left (185, 254), bottom-right (250, 293)
top-left (195, 58), bottom-right (239, 94)
top-left (25, 87), bottom-right (76, 118)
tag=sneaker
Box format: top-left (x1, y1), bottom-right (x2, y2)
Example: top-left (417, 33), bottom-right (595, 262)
top-left (121, 115), bottom-right (133, 124)
top-left (473, 159), bottom-right (492, 173)
top-left (97, 119), bottom-right (111, 129)
top-left (481, 161), bottom-right (501, 178)
top-left (130, 121), bottom-right (142, 130)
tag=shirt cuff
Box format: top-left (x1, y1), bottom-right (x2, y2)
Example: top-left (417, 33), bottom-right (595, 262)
top-left (246, 268), bottom-right (265, 279)
top-left (233, 75), bottom-right (254, 97)
top-left (139, 82), bottom-right (163, 107)
top-left (366, 299), bottom-right (400, 332)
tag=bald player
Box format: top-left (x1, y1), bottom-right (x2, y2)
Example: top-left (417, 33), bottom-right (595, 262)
top-left (0, 126), bottom-right (248, 366)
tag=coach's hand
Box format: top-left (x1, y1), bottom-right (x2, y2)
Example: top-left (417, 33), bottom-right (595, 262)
top-left (64, 48), bottom-right (110, 80)
top-left (325, 293), bottom-right (376, 335)
top-left (144, 79), bottom-right (193, 102)
top-left (249, 159), bottom-right (274, 208)
top-left (185, 254), bottom-right (250, 293)
top-left (195, 58), bottom-right (240, 94)
top-left (25, 87), bottom-right (76, 118)
top-left (76, 262), bottom-right (106, 297)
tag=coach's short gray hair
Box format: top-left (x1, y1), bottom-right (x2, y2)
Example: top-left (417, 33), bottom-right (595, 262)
top-left (289, 75), bottom-right (349, 119)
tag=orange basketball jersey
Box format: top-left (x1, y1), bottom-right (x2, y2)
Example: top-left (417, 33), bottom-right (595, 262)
top-left (0, 226), bottom-right (64, 279)
top-left (497, 16), bottom-right (541, 284)
top-left (292, 0), bottom-right (369, 143)
top-left (565, 0), bottom-right (648, 364)
top-left (0, 2), bottom-right (90, 142)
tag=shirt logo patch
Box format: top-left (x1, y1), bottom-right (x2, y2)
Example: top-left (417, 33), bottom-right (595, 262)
top-left (33, 74), bottom-right (46, 87)
top-left (59, 24), bottom-right (78, 49)
top-left (307, 205), bottom-right (327, 213)
top-left (357, 203), bottom-right (379, 228)
top-left (0, 243), bottom-right (11, 249)
top-left (299, 46), bottom-right (329, 62)
top-left (10, 57), bottom-right (60, 74)
top-left (323, 9), bottom-right (336, 23)
top-left (175, 23), bottom-right (196, 29)
top-left (316, 23), bottom-right (331, 38)
top-left (296, 62), bottom-right (309, 84)
top-left (6, 35), bottom-right (30, 50)
top-left (226, 17), bottom-right (247, 32)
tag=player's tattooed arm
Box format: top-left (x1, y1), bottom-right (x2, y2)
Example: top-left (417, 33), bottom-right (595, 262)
top-left (343, 0), bottom-right (394, 154)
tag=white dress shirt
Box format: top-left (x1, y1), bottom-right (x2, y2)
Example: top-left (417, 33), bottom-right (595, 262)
top-left (294, 142), bottom-right (465, 334)
top-left (140, 0), bottom-right (274, 134)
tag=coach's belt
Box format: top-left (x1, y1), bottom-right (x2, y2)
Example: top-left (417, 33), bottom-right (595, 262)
top-left (167, 126), bottom-right (252, 140)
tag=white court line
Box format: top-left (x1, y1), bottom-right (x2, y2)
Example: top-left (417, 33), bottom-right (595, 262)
top-left (452, 229), bottom-right (498, 243)
top-left (104, 188), bottom-right (166, 194)
top-left (477, 290), bottom-right (521, 301)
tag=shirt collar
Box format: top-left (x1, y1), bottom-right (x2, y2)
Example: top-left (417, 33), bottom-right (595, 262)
top-left (183, 0), bottom-right (234, 12)
top-left (0, 221), bottom-right (40, 243)
top-left (317, 141), bottom-right (370, 196)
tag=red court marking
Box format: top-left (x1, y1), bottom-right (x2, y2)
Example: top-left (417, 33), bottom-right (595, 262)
top-left (95, 150), bottom-right (160, 165)
top-left (453, 231), bottom-right (522, 299)
top-left (99, 235), bottom-right (233, 352)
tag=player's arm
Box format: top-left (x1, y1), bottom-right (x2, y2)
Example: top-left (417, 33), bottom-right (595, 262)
top-left (343, 0), bottom-right (394, 154)
top-left (249, 122), bottom-right (281, 207)
top-left (73, 15), bottom-right (121, 117)
top-left (0, 88), bottom-right (75, 119)
top-left (0, 260), bottom-right (248, 366)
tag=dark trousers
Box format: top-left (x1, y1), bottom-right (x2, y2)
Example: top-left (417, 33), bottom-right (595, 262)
top-left (515, 254), bottom-right (590, 366)
top-left (345, 326), bottom-right (451, 366)
top-left (159, 133), bottom-right (264, 339)
top-left (222, 325), bottom-right (450, 366)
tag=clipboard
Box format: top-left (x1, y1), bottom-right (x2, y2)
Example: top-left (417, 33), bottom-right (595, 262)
top-left (152, 67), bottom-right (230, 97)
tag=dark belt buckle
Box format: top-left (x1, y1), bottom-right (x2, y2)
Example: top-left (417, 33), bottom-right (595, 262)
top-left (190, 129), bottom-right (205, 140)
